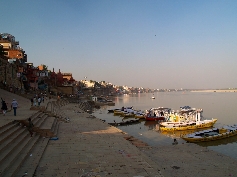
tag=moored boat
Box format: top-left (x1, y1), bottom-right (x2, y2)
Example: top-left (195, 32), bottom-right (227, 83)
top-left (134, 114), bottom-right (145, 119)
top-left (182, 125), bottom-right (237, 142)
top-left (146, 116), bottom-right (165, 121)
top-left (145, 107), bottom-right (171, 121)
top-left (133, 110), bottom-right (145, 119)
top-left (108, 108), bottom-right (120, 113)
top-left (160, 119), bottom-right (217, 131)
top-left (108, 106), bottom-right (133, 113)
top-left (123, 112), bottom-right (135, 118)
top-left (159, 106), bottom-right (217, 131)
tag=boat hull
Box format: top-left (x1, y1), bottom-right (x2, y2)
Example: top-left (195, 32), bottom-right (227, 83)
top-left (145, 116), bottom-right (165, 121)
top-left (135, 115), bottom-right (145, 119)
top-left (160, 119), bottom-right (217, 131)
top-left (182, 127), bottom-right (237, 143)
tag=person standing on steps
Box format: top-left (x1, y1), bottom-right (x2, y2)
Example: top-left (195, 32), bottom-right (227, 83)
top-left (11, 99), bottom-right (18, 116)
top-left (33, 97), bottom-right (37, 106)
top-left (27, 118), bottom-right (34, 137)
top-left (38, 97), bottom-right (41, 106)
top-left (30, 97), bottom-right (33, 106)
top-left (1, 98), bottom-right (8, 116)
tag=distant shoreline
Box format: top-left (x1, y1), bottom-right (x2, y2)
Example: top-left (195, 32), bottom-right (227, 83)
top-left (191, 89), bottom-right (237, 92)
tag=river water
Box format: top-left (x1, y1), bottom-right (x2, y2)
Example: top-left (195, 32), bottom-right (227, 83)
top-left (93, 92), bottom-right (237, 160)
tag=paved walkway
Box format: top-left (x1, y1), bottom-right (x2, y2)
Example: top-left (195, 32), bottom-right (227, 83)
top-left (35, 104), bottom-right (237, 177)
top-left (35, 104), bottom-right (163, 176)
top-left (0, 89), bottom-right (51, 127)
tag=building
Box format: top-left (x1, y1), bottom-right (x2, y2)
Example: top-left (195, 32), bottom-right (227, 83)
top-left (0, 33), bottom-right (27, 62)
top-left (0, 33), bottom-right (28, 89)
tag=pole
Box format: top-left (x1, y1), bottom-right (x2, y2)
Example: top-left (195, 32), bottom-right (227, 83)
top-left (4, 65), bottom-right (6, 85)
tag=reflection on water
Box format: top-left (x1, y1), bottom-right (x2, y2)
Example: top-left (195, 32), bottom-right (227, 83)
top-left (93, 92), bottom-right (237, 160)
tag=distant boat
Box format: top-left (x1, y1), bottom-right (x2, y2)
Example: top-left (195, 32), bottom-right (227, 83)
top-left (151, 96), bottom-right (155, 99)
top-left (145, 107), bottom-right (171, 121)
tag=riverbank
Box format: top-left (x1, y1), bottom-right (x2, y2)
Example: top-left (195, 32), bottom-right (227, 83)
top-left (36, 103), bottom-right (237, 177)
top-left (191, 89), bottom-right (237, 92)
top-left (1, 89), bottom-right (237, 176)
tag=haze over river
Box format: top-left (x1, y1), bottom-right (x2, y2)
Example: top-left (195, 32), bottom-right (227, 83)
top-left (93, 92), bottom-right (237, 160)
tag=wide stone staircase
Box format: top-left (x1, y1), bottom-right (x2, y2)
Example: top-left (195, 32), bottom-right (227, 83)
top-left (0, 110), bottom-right (62, 177)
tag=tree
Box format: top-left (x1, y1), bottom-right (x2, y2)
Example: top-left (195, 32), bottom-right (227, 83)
top-left (41, 64), bottom-right (48, 70)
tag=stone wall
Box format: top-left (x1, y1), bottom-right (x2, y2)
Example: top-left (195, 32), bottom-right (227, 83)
top-left (0, 57), bottom-right (20, 88)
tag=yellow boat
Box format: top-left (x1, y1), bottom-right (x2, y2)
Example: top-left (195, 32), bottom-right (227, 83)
top-left (160, 119), bottom-right (217, 131)
top-left (182, 125), bottom-right (237, 142)
top-left (114, 110), bottom-right (124, 116)
top-left (123, 112), bottom-right (134, 118)
top-left (134, 114), bottom-right (145, 119)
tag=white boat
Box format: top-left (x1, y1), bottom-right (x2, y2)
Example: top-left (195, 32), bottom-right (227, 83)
top-left (145, 107), bottom-right (171, 121)
top-left (134, 110), bottom-right (146, 119)
top-left (159, 106), bottom-right (217, 131)
top-left (108, 106), bottom-right (133, 113)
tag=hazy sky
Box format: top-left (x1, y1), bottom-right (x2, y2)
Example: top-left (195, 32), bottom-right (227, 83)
top-left (1, 0), bottom-right (237, 89)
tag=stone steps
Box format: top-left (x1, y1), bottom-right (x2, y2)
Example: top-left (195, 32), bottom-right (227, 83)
top-left (1, 134), bottom-right (41, 177)
top-left (0, 111), bottom-right (57, 177)
top-left (15, 115), bottom-right (62, 176)
top-left (0, 112), bottom-right (42, 162)
top-left (0, 121), bottom-right (15, 135)
top-left (14, 136), bottom-right (50, 177)
top-left (0, 129), bottom-right (38, 176)
top-left (0, 98), bottom-right (68, 177)
top-left (53, 119), bottom-right (61, 136)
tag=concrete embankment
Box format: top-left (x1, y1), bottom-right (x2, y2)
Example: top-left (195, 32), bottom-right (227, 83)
top-left (1, 88), bottom-right (237, 176)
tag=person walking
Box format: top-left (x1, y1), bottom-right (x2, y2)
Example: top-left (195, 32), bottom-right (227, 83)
top-left (11, 99), bottom-right (18, 116)
top-left (38, 97), bottom-right (41, 106)
top-left (33, 97), bottom-right (37, 106)
top-left (27, 118), bottom-right (34, 137)
top-left (30, 98), bottom-right (33, 106)
top-left (1, 98), bottom-right (8, 116)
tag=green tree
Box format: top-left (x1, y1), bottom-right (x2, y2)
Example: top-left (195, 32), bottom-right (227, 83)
top-left (41, 64), bottom-right (48, 70)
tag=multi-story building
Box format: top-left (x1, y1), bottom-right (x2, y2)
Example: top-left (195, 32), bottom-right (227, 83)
top-left (0, 33), bottom-right (28, 89)
top-left (62, 73), bottom-right (75, 85)
top-left (0, 33), bottom-right (27, 62)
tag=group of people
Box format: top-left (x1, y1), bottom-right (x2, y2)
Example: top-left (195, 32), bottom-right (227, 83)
top-left (30, 95), bottom-right (45, 107)
top-left (1, 97), bottom-right (18, 116)
top-left (1, 97), bottom-right (34, 137)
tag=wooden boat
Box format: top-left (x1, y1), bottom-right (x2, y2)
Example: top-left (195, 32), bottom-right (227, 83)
top-left (108, 108), bottom-right (120, 113)
top-left (145, 116), bottom-right (165, 121)
top-left (133, 110), bottom-right (145, 119)
top-left (159, 119), bottom-right (217, 131)
top-left (113, 110), bottom-right (124, 115)
top-left (182, 125), bottom-right (237, 142)
top-left (108, 106), bottom-right (133, 113)
top-left (108, 119), bottom-right (140, 126)
top-left (134, 114), bottom-right (145, 119)
top-left (145, 107), bottom-right (171, 121)
top-left (159, 106), bottom-right (217, 131)
top-left (114, 107), bottom-right (134, 116)
top-left (123, 112), bottom-right (134, 118)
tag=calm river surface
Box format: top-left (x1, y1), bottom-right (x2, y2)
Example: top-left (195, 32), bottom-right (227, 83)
top-left (93, 92), bottom-right (237, 160)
